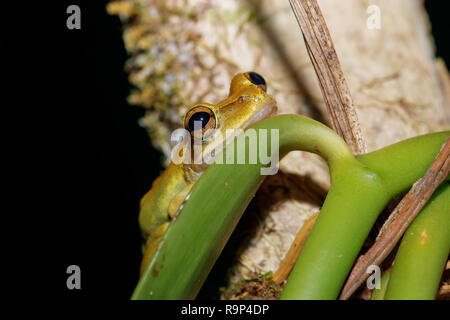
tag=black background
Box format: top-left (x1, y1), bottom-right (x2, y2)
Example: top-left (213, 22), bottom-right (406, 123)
top-left (54, 0), bottom-right (449, 300)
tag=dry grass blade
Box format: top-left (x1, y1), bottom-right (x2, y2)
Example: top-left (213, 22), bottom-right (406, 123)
top-left (340, 138), bottom-right (450, 300)
top-left (288, 0), bottom-right (367, 154)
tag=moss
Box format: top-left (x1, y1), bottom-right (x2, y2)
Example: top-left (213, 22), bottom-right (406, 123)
top-left (220, 272), bottom-right (282, 300)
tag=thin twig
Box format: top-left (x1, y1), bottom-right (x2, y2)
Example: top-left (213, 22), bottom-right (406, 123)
top-left (339, 138), bottom-right (450, 300)
top-left (271, 212), bottom-right (318, 284)
top-left (288, 0), bottom-right (367, 154)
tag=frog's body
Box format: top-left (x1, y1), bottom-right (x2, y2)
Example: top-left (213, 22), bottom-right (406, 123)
top-left (139, 72), bottom-right (277, 275)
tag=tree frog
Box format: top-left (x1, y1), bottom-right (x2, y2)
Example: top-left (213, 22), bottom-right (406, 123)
top-left (139, 72), bottom-right (277, 275)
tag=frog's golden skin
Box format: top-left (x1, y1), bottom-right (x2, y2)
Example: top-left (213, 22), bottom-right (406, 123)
top-left (139, 72), bottom-right (277, 275)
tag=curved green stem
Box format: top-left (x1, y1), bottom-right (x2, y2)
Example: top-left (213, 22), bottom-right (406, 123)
top-left (383, 183), bottom-right (450, 300)
top-left (132, 115), bottom-right (352, 299)
top-left (280, 161), bottom-right (389, 299)
top-left (281, 130), bottom-right (448, 299)
top-left (132, 114), bottom-right (449, 299)
top-left (356, 133), bottom-right (450, 197)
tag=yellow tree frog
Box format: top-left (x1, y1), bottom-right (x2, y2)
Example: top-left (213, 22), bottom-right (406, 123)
top-left (139, 72), bottom-right (277, 275)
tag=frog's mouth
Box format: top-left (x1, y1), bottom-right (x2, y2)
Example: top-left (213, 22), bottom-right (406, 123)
top-left (244, 101), bottom-right (278, 130)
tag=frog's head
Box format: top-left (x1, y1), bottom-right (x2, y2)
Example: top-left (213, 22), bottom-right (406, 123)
top-left (182, 72), bottom-right (277, 176)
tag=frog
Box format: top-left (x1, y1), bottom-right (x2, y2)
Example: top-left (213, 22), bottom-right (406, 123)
top-left (138, 72), bottom-right (278, 275)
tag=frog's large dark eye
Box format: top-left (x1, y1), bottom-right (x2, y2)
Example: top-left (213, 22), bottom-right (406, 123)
top-left (184, 105), bottom-right (217, 139)
top-left (188, 112), bottom-right (210, 131)
top-left (246, 72), bottom-right (267, 91)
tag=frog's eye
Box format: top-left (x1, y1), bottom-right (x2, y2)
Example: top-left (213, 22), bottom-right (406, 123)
top-left (245, 72), bottom-right (267, 92)
top-left (184, 105), bottom-right (217, 139)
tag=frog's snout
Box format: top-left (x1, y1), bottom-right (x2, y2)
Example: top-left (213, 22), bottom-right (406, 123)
top-left (246, 100), bottom-right (278, 129)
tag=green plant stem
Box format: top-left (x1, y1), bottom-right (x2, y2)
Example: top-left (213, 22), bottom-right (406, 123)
top-left (132, 115), bottom-right (352, 299)
top-left (280, 133), bottom-right (448, 300)
top-left (356, 133), bottom-right (450, 196)
top-left (383, 183), bottom-right (450, 300)
top-left (280, 163), bottom-right (389, 299)
top-left (131, 114), bottom-right (449, 299)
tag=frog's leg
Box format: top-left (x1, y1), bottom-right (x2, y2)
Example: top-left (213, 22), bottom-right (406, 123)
top-left (167, 183), bottom-right (194, 219)
top-left (139, 183), bottom-right (195, 276)
top-left (139, 222), bottom-right (170, 276)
